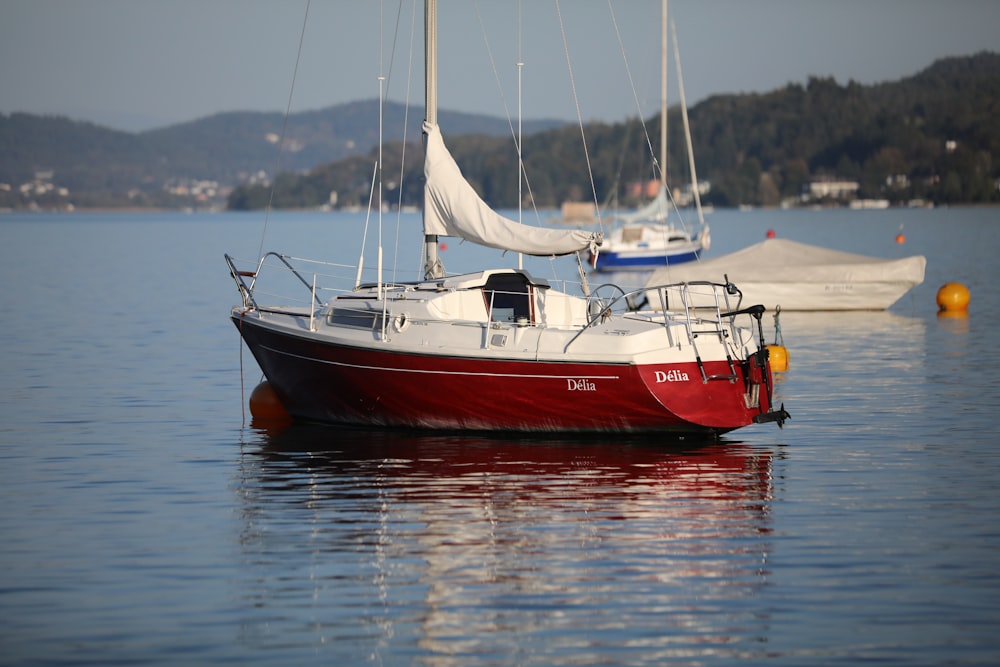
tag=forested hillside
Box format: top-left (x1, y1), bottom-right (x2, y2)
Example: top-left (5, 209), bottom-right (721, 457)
top-left (0, 101), bottom-right (564, 210)
top-left (3, 52), bottom-right (997, 211)
top-left (688, 51), bottom-right (1000, 206)
top-left (229, 52), bottom-right (1000, 211)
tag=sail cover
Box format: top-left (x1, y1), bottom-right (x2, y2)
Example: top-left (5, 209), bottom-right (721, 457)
top-left (423, 122), bottom-right (602, 256)
top-left (615, 184), bottom-right (670, 224)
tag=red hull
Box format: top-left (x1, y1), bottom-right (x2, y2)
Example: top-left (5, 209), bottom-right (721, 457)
top-left (234, 315), bottom-right (774, 435)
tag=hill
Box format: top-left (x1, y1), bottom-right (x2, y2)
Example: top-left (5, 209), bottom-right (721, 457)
top-left (685, 50), bottom-right (1000, 206)
top-left (228, 52), bottom-right (1000, 211)
top-left (0, 100), bottom-right (566, 210)
top-left (3, 52), bottom-right (999, 211)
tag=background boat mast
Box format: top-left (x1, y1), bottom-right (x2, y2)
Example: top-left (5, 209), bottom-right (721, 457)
top-left (660, 0), bottom-right (667, 190)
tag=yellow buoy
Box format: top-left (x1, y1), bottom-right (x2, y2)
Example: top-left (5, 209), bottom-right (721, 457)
top-left (249, 381), bottom-right (291, 422)
top-left (766, 344), bottom-right (789, 372)
top-left (936, 282), bottom-right (970, 313)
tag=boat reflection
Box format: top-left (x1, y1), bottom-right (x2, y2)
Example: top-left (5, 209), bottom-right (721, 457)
top-left (235, 425), bottom-right (780, 661)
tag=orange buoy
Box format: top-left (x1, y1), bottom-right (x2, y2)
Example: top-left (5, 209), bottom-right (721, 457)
top-left (895, 233), bottom-right (906, 244)
top-left (766, 229), bottom-right (776, 238)
top-left (766, 344), bottom-right (789, 372)
top-left (936, 282), bottom-right (970, 313)
top-left (249, 381), bottom-right (291, 422)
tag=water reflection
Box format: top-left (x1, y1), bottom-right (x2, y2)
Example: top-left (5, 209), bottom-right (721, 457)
top-left (768, 311), bottom-right (928, 433)
top-left (235, 425), bottom-right (780, 663)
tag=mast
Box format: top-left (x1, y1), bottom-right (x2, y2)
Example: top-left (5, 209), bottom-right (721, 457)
top-left (423, 0), bottom-right (443, 278)
top-left (660, 0), bottom-right (667, 191)
top-left (517, 0), bottom-right (524, 270)
top-left (672, 18), bottom-right (705, 228)
top-left (424, 0), bottom-right (437, 125)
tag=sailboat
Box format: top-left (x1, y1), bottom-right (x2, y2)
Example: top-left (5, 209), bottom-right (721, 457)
top-left (592, 0), bottom-right (709, 271)
top-left (226, 0), bottom-right (788, 435)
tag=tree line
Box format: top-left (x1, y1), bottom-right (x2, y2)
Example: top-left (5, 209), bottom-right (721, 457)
top-left (229, 52), bottom-right (1000, 211)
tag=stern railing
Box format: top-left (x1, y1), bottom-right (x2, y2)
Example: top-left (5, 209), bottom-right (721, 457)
top-left (565, 279), bottom-right (755, 359)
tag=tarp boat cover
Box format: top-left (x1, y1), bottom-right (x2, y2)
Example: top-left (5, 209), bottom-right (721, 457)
top-left (645, 238), bottom-right (926, 311)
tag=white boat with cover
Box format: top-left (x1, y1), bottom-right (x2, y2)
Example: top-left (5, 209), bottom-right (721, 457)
top-left (644, 238), bottom-right (926, 311)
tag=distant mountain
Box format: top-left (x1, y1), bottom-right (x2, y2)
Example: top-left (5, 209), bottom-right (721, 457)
top-left (0, 100), bottom-right (567, 209)
top-left (3, 53), bottom-right (999, 211)
top-left (140, 100), bottom-right (566, 180)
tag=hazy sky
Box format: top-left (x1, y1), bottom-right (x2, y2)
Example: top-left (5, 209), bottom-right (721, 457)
top-left (3, 0), bottom-right (999, 132)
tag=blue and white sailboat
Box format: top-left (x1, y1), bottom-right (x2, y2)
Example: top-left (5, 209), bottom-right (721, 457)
top-left (592, 0), bottom-right (709, 271)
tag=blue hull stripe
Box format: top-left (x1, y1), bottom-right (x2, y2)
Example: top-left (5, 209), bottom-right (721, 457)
top-left (594, 249), bottom-right (701, 270)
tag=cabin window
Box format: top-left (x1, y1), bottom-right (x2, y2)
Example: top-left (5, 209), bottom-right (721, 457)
top-left (483, 274), bottom-right (533, 323)
top-left (328, 308), bottom-right (383, 330)
top-left (622, 227), bottom-right (643, 242)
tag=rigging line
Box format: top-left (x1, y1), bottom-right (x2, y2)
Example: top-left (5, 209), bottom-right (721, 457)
top-left (355, 162), bottom-right (380, 288)
top-left (389, 0), bottom-right (414, 285)
top-left (605, 0), bottom-right (690, 236)
top-left (383, 0), bottom-right (404, 99)
top-left (387, 0), bottom-right (415, 284)
top-left (671, 17), bottom-right (705, 229)
top-left (258, 0), bottom-right (312, 263)
top-left (519, 0), bottom-right (557, 286)
top-left (606, 0), bottom-right (660, 185)
top-left (554, 0), bottom-right (603, 235)
top-left (471, 0), bottom-right (544, 229)
top-left (358, 0), bottom-right (389, 289)
top-left (238, 314), bottom-right (246, 427)
top-left (377, 0), bottom-right (385, 295)
top-left (517, 0), bottom-right (523, 230)
top-left (379, 0), bottom-right (417, 282)
top-left (472, 1), bottom-right (516, 158)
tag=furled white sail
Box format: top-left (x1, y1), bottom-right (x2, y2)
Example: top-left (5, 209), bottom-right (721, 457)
top-left (423, 122), bottom-right (602, 257)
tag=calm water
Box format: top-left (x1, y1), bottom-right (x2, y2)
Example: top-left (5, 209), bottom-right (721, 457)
top-left (1, 207), bottom-right (999, 665)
